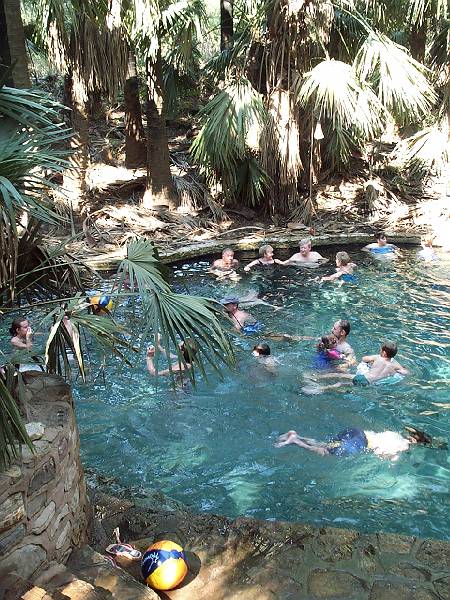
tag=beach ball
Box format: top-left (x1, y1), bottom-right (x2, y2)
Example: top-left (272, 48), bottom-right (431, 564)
top-left (141, 540), bottom-right (188, 590)
top-left (90, 294), bottom-right (113, 313)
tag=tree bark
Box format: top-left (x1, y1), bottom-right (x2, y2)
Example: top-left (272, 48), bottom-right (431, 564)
top-left (142, 51), bottom-right (177, 210)
top-left (410, 21), bottom-right (426, 63)
top-left (62, 70), bottom-right (89, 213)
top-left (124, 51), bottom-right (146, 168)
top-left (0, 0), bottom-right (31, 88)
top-left (220, 0), bottom-right (233, 51)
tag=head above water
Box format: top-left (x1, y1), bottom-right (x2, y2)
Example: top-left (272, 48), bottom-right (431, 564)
top-left (381, 341), bottom-right (397, 358)
top-left (336, 251), bottom-right (351, 266)
top-left (221, 248), bottom-right (235, 265)
top-left (253, 343), bottom-right (270, 356)
top-left (317, 334), bottom-right (338, 352)
top-left (376, 232), bottom-right (387, 246)
top-left (9, 318), bottom-right (29, 337)
top-left (180, 338), bottom-right (198, 363)
top-left (259, 244), bottom-right (273, 258)
top-left (299, 238), bottom-right (312, 255)
top-left (332, 319), bottom-right (350, 340)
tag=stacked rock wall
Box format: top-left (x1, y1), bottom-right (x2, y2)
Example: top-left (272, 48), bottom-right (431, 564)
top-left (0, 373), bottom-right (88, 580)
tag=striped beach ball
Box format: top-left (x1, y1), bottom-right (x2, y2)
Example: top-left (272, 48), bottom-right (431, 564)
top-left (141, 540), bottom-right (188, 590)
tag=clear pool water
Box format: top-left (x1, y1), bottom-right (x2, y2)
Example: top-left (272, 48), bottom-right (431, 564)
top-left (73, 247), bottom-right (449, 539)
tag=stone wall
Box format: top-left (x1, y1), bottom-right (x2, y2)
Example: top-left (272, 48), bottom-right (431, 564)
top-left (0, 372), bottom-right (89, 581)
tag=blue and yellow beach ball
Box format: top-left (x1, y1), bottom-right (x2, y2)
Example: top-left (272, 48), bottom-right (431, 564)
top-left (90, 294), bottom-right (113, 314)
top-left (141, 540), bottom-right (188, 590)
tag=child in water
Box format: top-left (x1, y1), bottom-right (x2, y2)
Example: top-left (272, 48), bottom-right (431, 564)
top-left (252, 343), bottom-right (278, 374)
top-left (320, 251), bottom-right (356, 284)
top-left (10, 318), bottom-right (33, 350)
top-left (418, 237), bottom-right (438, 262)
top-left (313, 334), bottom-right (343, 370)
top-left (244, 245), bottom-right (284, 272)
top-left (303, 341), bottom-right (409, 394)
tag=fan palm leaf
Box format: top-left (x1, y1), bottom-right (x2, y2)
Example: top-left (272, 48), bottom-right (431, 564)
top-left (354, 32), bottom-right (436, 121)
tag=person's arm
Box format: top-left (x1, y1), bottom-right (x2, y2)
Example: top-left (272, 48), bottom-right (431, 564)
top-left (274, 259), bottom-right (284, 265)
top-left (244, 259), bottom-right (260, 272)
top-left (361, 354), bottom-right (377, 364)
top-left (146, 346), bottom-right (183, 376)
top-left (155, 334), bottom-right (177, 359)
top-left (394, 360), bottom-right (409, 375)
top-left (320, 272), bottom-right (342, 282)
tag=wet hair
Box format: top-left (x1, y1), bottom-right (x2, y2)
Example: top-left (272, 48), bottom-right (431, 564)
top-left (317, 334), bottom-right (337, 353)
top-left (299, 238), bottom-right (312, 249)
top-left (376, 231), bottom-right (386, 240)
top-left (381, 341), bottom-right (397, 358)
top-left (259, 245), bottom-right (273, 257)
top-left (180, 338), bottom-right (198, 363)
top-left (336, 251), bottom-right (350, 266)
top-left (9, 318), bottom-right (27, 336)
top-left (253, 343), bottom-right (270, 356)
top-left (337, 319), bottom-right (351, 336)
top-left (222, 248), bottom-right (234, 257)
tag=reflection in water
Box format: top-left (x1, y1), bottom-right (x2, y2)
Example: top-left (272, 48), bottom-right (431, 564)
top-left (72, 248), bottom-right (450, 540)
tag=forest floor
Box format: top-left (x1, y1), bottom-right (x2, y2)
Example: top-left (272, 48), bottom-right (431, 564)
top-left (54, 114), bottom-right (450, 262)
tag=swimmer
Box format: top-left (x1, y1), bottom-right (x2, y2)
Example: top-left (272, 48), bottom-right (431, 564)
top-left (280, 238), bottom-right (328, 266)
top-left (363, 232), bottom-right (399, 256)
top-left (146, 334), bottom-right (197, 376)
top-left (320, 251), bottom-right (356, 284)
top-left (252, 343), bottom-right (278, 374)
top-left (10, 318), bottom-right (33, 350)
top-left (244, 245), bottom-right (284, 272)
top-left (274, 426), bottom-right (445, 459)
top-left (209, 248), bottom-right (240, 280)
top-left (331, 319), bottom-right (356, 366)
top-left (313, 334), bottom-right (343, 370)
top-left (221, 296), bottom-right (257, 331)
top-left (418, 236), bottom-right (438, 262)
top-left (303, 341), bottom-right (409, 393)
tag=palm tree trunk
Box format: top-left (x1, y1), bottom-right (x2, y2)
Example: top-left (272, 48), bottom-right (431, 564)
top-left (124, 51), bottom-right (146, 168)
top-left (220, 0), bottom-right (233, 51)
top-left (142, 51), bottom-right (177, 210)
top-left (410, 21), bottom-right (426, 63)
top-left (0, 0), bottom-right (30, 87)
top-left (63, 70), bottom-right (89, 213)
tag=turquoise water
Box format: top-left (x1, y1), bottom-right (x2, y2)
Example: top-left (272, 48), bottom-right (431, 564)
top-left (52, 248), bottom-right (450, 539)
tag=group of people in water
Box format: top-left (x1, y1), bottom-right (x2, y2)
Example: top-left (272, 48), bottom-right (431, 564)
top-left (7, 232), bottom-right (445, 459)
top-left (209, 233), bottom-right (445, 459)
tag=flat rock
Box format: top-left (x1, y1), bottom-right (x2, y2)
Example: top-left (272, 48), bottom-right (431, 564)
top-left (26, 422), bottom-right (45, 441)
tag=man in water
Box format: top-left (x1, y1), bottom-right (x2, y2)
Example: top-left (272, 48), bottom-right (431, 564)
top-left (281, 238), bottom-right (327, 266)
top-left (209, 248), bottom-right (240, 280)
top-left (221, 296), bottom-right (257, 331)
top-left (331, 319), bottom-right (356, 366)
top-left (274, 426), bottom-right (445, 459)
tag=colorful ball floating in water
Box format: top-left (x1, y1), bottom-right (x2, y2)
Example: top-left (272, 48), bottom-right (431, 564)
top-left (141, 540), bottom-right (188, 590)
top-left (89, 294), bottom-right (113, 313)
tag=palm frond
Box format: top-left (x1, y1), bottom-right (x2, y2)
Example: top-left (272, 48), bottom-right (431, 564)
top-left (354, 32), bottom-right (436, 121)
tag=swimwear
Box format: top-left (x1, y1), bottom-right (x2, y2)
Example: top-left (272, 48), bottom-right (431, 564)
top-left (313, 349), bottom-right (341, 370)
top-left (370, 246), bottom-right (396, 254)
top-left (327, 428), bottom-right (368, 456)
top-left (353, 372), bottom-right (370, 386)
top-left (341, 273), bottom-right (357, 283)
top-left (242, 321), bottom-right (263, 334)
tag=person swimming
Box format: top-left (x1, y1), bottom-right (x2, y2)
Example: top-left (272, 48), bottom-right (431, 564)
top-left (275, 426), bottom-right (446, 459)
top-left (209, 248), bottom-right (240, 280)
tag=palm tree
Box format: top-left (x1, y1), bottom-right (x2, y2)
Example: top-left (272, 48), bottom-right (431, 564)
top-left (193, 0), bottom-right (439, 219)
